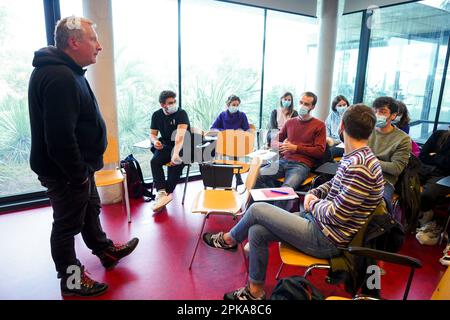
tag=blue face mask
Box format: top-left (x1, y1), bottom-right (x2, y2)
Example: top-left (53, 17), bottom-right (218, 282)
top-left (166, 104), bottom-right (178, 115)
top-left (336, 106), bottom-right (347, 115)
top-left (228, 106), bottom-right (239, 114)
top-left (375, 115), bottom-right (388, 128)
top-left (281, 99), bottom-right (291, 108)
top-left (298, 106), bottom-right (309, 117)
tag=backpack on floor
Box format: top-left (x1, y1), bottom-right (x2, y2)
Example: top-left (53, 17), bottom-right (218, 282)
top-left (270, 276), bottom-right (324, 300)
top-left (120, 154), bottom-right (155, 201)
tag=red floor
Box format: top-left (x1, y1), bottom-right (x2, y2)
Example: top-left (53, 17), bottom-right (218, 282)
top-left (0, 180), bottom-right (447, 300)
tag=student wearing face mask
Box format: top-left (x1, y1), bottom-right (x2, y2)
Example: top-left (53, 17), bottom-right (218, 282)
top-left (392, 100), bottom-right (410, 134)
top-left (368, 96), bottom-right (411, 213)
top-left (150, 90), bottom-right (191, 212)
top-left (257, 92), bottom-right (326, 192)
top-left (266, 92), bottom-right (298, 147)
top-left (325, 95), bottom-right (350, 158)
top-left (210, 95), bottom-right (250, 131)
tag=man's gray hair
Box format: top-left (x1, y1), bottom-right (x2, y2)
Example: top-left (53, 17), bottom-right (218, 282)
top-left (54, 16), bottom-right (96, 50)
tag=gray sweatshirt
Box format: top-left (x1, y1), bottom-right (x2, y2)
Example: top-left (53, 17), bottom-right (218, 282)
top-left (367, 126), bottom-right (411, 186)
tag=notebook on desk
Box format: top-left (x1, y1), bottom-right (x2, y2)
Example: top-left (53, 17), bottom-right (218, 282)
top-left (250, 187), bottom-right (298, 202)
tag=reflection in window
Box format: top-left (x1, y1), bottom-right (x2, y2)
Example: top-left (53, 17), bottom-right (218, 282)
top-left (0, 0), bottom-right (47, 197)
top-left (112, 0), bottom-right (178, 177)
top-left (181, 0), bottom-right (264, 131)
top-left (364, 1), bottom-right (450, 143)
top-left (262, 10), bottom-right (318, 130)
top-left (331, 12), bottom-right (362, 103)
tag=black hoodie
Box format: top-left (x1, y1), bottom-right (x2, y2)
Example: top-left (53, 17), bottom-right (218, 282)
top-left (28, 46), bottom-right (107, 184)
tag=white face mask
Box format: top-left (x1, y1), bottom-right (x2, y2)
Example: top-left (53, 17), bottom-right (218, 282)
top-left (165, 104), bottom-right (178, 115)
top-left (298, 105), bottom-right (309, 117)
top-left (228, 106), bottom-right (239, 114)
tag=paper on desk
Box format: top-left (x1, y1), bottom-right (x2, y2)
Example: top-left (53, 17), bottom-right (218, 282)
top-left (246, 149), bottom-right (277, 161)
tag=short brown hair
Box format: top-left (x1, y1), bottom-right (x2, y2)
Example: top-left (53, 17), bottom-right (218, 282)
top-left (342, 104), bottom-right (376, 140)
top-left (302, 91), bottom-right (317, 106)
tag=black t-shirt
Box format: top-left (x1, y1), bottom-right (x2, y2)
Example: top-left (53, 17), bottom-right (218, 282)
top-left (150, 108), bottom-right (190, 148)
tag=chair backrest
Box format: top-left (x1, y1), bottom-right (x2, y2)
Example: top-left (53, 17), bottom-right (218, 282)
top-left (216, 130), bottom-right (255, 158)
top-left (103, 135), bottom-right (120, 167)
top-left (249, 123), bottom-right (256, 131)
top-left (199, 163), bottom-right (235, 189)
top-left (245, 156), bottom-right (262, 191)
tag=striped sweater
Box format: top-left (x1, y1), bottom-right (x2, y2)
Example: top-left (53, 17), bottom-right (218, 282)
top-left (309, 146), bottom-right (384, 247)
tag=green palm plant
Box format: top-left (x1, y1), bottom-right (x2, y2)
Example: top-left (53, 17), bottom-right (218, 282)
top-left (0, 95), bottom-right (31, 164)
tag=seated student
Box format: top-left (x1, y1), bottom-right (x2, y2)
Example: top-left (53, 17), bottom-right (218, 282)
top-left (202, 104), bottom-right (384, 300)
top-left (392, 100), bottom-right (410, 134)
top-left (266, 92), bottom-right (298, 147)
top-left (368, 96), bottom-right (411, 213)
top-left (150, 90), bottom-right (190, 212)
top-left (394, 100), bottom-right (420, 157)
top-left (326, 95), bottom-right (350, 158)
top-left (256, 92), bottom-right (325, 191)
top-left (417, 128), bottom-right (450, 226)
top-left (210, 95), bottom-right (250, 131)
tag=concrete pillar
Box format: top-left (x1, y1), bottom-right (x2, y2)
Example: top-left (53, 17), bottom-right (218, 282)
top-left (83, 0), bottom-right (121, 204)
top-left (313, 0), bottom-right (339, 121)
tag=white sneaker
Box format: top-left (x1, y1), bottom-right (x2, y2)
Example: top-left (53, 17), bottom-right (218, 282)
top-left (415, 229), bottom-right (442, 246)
top-left (440, 250), bottom-right (450, 266)
top-left (416, 221), bottom-right (438, 233)
top-left (418, 210), bottom-right (434, 227)
top-left (151, 190), bottom-right (172, 212)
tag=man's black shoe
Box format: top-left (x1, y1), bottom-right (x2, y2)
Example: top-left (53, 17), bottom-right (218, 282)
top-left (98, 237), bottom-right (139, 269)
top-left (61, 267), bottom-right (108, 297)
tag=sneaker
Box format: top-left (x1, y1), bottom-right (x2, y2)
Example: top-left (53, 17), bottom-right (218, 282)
top-left (440, 251), bottom-right (450, 266)
top-left (61, 266), bottom-right (108, 297)
top-left (416, 229), bottom-right (442, 246)
top-left (442, 244), bottom-right (450, 255)
top-left (224, 285), bottom-right (266, 300)
top-left (418, 210), bottom-right (434, 227)
top-left (97, 238), bottom-right (139, 270)
top-left (203, 232), bottom-right (238, 251)
top-left (416, 221), bottom-right (438, 233)
top-left (152, 190), bottom-right (172, 212)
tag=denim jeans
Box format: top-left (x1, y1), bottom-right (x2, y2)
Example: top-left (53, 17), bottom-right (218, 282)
top-left (229, 202), bottom-right (341, 284)
top-left (39, 174), bottom-right (113, 278)
top-left (255, 159), bottom-right (310, 190)
top-left (383, 182), bottom-right (395, 214)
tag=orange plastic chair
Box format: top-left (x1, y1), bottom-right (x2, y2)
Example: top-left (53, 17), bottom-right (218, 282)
top-left (94, 136), bottom-right (131, 223)
top-left (188, 156), bottom-right (262, 269)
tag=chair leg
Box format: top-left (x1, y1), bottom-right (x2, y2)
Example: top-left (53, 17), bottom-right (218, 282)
top-left (182, 164), bottom-right (190, 205)
top-left (275, 263), bottom-right (284, 280)
top-left (122, 175), bottom-right (131, 223)
top-left (189, 214), bottom-right (209, 270)
top-left (303, 265), bottom-right (330, 279)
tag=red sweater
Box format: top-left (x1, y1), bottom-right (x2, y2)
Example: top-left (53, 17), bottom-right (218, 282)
top-left (278, 117), bottom-right (326, 168)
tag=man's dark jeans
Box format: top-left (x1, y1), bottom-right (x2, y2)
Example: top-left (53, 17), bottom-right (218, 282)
top-left (39, 174), bottom-right (113, 278)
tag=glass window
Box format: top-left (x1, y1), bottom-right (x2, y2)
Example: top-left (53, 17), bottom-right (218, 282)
top-left (436, 69), bottom-right (450, 129)
top-left (331, 12), bottom-right (362, 104)
top-left (181, 0), bottom-right (264, 131)
top-left (112, 0), bottom-right (178, 178)
top-left (363, 1), bottom-right (450, 143)
top-left (59, 0), bottom-right (83, 17)
top-left (0, 0), bottom-right (47, 197)
top-left (262, 10), bottom-right (318, 130)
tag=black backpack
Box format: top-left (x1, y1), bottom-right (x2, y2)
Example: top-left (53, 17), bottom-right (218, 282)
top-left (270, 276), bottom-right (324, 300)
top-left (394, 154), bottom-right (422, 233)
top-left (120, 154), bottom-right (155, 201)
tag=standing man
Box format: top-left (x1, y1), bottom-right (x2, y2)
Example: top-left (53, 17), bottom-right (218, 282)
top-left (28, 16), bottom-right (139, 297)
top-left (150, 90), bottom-right (191, 212)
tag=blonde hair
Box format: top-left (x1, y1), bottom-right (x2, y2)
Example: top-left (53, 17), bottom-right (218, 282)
top-left (54, 16), bottom-right (96, 50)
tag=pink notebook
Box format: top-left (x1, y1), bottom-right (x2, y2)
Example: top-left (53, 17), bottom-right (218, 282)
top-left (251, 187), bottom-right (298, 202)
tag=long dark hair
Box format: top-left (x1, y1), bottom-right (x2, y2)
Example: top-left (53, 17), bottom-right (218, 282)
top-left (331, 95), bottom-right (350, 112)
top-left (437, 130), bottom-right (450, 153)
top-left (280, 92), bottom-right (294, 115)
top-left (396, 100), bottom-right (411, 129)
